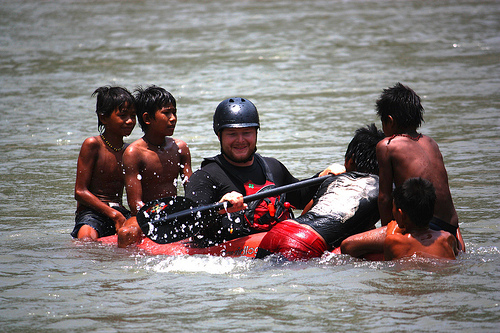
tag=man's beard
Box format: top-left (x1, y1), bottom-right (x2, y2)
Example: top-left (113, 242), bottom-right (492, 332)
top-left (221, 146), bottom-right (257, 164)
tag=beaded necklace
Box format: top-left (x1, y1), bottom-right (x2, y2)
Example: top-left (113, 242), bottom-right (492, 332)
top-left (387, 133), bottom-right (422, 144)
top-left (100, 134), bottom-right (124, 152)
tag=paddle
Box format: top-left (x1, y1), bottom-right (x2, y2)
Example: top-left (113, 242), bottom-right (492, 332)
top-left (137, 175), bottom-right (332, 244)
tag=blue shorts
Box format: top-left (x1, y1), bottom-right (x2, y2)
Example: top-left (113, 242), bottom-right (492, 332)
top-left (71, 205), bottom-right (131, 238)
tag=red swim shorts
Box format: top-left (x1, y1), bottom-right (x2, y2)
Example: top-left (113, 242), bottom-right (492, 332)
top-left (257, 220), bottom-right (328, 261)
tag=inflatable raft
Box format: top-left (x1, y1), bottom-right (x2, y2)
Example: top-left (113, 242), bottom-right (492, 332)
top-left (97, 233), bottom-right (383, 260)
top-left (98, 232), bottom-right (266, 258)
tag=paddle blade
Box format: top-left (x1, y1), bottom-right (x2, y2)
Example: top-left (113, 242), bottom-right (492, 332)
top-left (137, 197), bottom-right (216, 244)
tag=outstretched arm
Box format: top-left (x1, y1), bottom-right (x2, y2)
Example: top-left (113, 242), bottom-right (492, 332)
top-left (340, 226), bottom-right (387, 258)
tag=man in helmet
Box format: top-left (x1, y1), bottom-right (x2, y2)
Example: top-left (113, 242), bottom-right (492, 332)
top-left (185, 97), bottom-right (329, 245)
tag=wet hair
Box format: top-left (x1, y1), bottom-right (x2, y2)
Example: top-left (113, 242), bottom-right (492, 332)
top-left (92, 86), bottom-right (135, 133)
top-left (134, 85), bottom-right (176, 132)
top-left (345, 123), bottom-right (385, 174)
top-left (393, 177), bottom-right (436, 228)
top-left (376, 82), bottom-right (424, 130)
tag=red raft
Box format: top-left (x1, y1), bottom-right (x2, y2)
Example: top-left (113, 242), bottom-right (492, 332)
top-left (98, 232), bottom-right (266, 258)
top-left (98, 234), bottom-right (383, 260)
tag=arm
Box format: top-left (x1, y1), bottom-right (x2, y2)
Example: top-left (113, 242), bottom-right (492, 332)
top-left (176, 139), bottom-right (192, 189)
top-left (185, 170), bottom-right (246, 214)
top-left (318, 163), bottom-right (346, 177)
top-left (340, 226), bottom-right (387, 258)
top-left (74, 137), bottom-right (126, 228)
top-left (123, 145), bottom-right (144, 215)
top-left (376, 141), bottom-right (394, 226)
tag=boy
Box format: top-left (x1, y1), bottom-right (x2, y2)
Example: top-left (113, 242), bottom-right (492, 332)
top-left (385, 178), bottom-right (458, 260)
top-left (342, 178), bottom-right (458, 260)
top-left (72, 86), bottom-right (136, 240)
top-left (375, 83), bottom-right (464, 250)
top-left (117, 86), bottom-right (192, 248)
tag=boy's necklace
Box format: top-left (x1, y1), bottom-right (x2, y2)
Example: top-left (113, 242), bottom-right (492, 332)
top-left (387, 133), bottom-right (422, 143)
top-left (100, 134), bottom-right (124, 152)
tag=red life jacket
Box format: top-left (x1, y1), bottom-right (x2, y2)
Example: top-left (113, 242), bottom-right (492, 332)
top-left (201, 153), bottom-right (294, 233)
top-left (243, 180), bottom-right (294, 232)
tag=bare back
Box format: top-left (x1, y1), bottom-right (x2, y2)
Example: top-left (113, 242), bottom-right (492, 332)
top-left (384, 227), bottom-right (457, 260)
top-left (377, 134), bottom-right (458, 227)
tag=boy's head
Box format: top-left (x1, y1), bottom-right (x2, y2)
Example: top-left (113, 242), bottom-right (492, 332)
top-left (134, 86), bottom-right (176, 132)
top-left (344, 123), bottom-right (385, 174)
top-left (376, 82), bottom-right (424, 131)
top-left (92, 86), bottom-right (135, 133)
top-left (393, 177), bottom-right (436, 228)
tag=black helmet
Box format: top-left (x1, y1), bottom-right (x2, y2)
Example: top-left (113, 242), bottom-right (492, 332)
top-left (213, 97), bottom-right (260, 134)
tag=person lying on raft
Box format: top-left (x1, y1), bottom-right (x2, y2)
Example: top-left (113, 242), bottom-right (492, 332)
top-left (341, 177), bottom-right (458, 260)
top-left (117, 86), bottom-right (192, 248)
top-left (72, 86), bottom-right (136, 241)
top-left (374, 83), bottom-right (464, 250)
top-left (256, 124), bottom-right (385, 260)
top-left (185, 97), bottom-right (339, 246)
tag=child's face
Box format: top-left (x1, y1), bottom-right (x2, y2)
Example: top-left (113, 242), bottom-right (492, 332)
top-left (103, 103), bottom-right (136, 137)
top-left (150, 104), bottom-right (177, 136)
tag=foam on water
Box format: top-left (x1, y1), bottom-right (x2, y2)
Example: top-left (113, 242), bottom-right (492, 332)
top-left (144, 255), bottom-right (254, 275)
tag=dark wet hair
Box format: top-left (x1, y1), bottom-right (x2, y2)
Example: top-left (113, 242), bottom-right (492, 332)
top-left (345, 123), bottom-right (385, 174)
top-left (393, 177), bottom-right (436, 228)
top-left (376, 82), bottom-right (424, 130)
top-left (134, 85), bottom-right (176, 132)
top-left (92, 86), bottom-right (135, 133)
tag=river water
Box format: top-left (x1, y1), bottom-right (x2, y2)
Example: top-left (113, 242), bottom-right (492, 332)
top-left (1, 0), bottom-right (499, 331)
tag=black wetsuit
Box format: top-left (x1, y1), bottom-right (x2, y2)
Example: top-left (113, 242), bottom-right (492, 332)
top-left (295, 171), bottom-right (380, 248)
top-left (185, 154), bottom-right (319, 243)
top-left (429, 216), bottom-right (459, 239)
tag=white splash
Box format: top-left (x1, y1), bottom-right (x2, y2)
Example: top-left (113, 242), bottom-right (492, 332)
top-left (146, 255), bottom-right (253, 275)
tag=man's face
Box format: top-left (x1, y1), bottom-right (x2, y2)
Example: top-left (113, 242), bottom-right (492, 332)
top-left (219, 127), bottom-right (257, 165)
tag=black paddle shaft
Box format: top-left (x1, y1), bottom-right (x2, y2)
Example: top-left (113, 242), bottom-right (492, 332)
top-left (148, 175), bottom-right (331, 227)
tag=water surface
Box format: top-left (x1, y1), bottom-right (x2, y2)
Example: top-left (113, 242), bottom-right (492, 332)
top-left (1, 0), bottom-right (499, 332)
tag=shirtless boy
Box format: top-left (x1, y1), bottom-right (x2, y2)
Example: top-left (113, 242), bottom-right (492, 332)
top-left (376, 82), bottom-right (464, 250)
top-left (72, 86), bottom-right (136, 240)
top-left (117, 86), bottom-right (192, 248)
top-left (384, 178), bottom-right (458, 260)
top-left (341, 83), bottom-right (464, 256)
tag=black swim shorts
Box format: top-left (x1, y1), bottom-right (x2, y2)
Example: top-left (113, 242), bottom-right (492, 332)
top-left (71, 205), bottom-right (131, 238)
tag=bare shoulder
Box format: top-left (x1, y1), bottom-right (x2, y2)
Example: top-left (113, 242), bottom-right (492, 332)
top-left (123, 138), bottom-right (148, 160)
top-left (173, 137), bottom-right (189, 149)
top-left (376, 137), bottom-right (391, 150)
top-left (384, 232), bottom-right (411, 260)
top-left (173, 137), bottom-right (190, 155)
top-left (82, 135), bottom-right (101, 149)
top-left (439, 230), bottom-right (458, 249)
top-left (420, 134), bottom-right (441, 149)
top-left (79, 136), bottom-right (102, 158)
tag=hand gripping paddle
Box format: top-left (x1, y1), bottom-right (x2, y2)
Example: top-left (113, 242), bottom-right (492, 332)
top-left (137, 175), bottom-right (332, 244)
